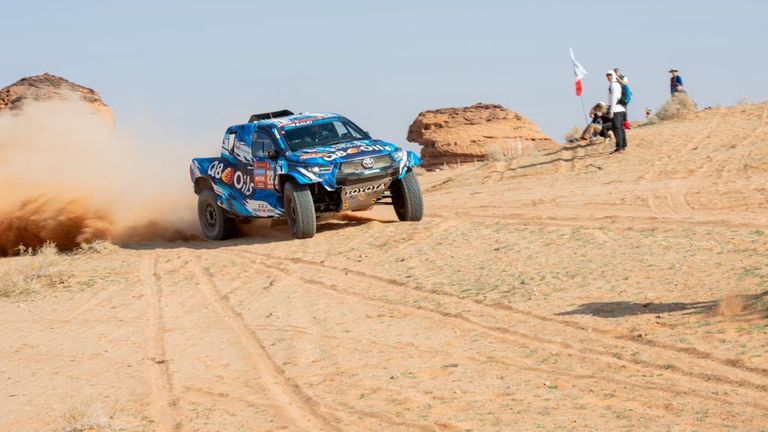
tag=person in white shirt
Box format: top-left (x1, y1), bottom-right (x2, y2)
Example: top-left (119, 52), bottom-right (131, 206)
top-left (606, 70), bottom-right (627, 153)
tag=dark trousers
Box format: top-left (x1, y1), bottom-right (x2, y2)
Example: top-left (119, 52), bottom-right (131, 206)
top-left (612, 111), bottom-right (627, 150)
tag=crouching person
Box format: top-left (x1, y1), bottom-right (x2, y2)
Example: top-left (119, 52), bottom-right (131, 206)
top-left (580, 102), bottom-right (613, 142)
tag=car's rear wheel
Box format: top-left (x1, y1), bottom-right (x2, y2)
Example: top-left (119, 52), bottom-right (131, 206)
top-left (390, 170), bottom-right (423, 221)
top-left (198, 189), bottom-right (237, 240)
top-left (284, 182), bottom-right (316, 239)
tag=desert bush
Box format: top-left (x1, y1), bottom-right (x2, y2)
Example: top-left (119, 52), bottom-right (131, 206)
top-left (488, 139), bottom-right (531, 162)
top-left (74, 240), bottom-right (115, 255)
top-left (656, 93), bottom-right (698, 121)
top-left (0, 241), bottom-right (66, 299)
top-left (564, 126), bottom-right (581, 143)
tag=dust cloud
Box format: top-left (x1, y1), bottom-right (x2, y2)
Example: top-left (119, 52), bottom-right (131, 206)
top-left (0, 95), bottom-right (200, 256)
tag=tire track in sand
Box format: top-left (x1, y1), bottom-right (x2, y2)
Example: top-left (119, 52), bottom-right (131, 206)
top-left (257, 251), bottom-right (768, 377)
top-left (188, 254), bottom-right (340, 432)
top-left (239, 251), bottom-right (768, 404)
top-left (142, 254), bottom-right (182, 432)
top-left (225, 253), bottom-right (768, 412)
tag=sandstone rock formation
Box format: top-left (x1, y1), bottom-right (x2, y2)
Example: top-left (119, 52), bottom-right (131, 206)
top-left (0, 73), bottom-right (113, 123)
top-left (407, 103), bottom-right (558, 168)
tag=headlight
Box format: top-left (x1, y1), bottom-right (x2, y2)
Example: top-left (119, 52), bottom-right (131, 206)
top-left (393, 149), bottom-right (407, 161)
top-left (309, 165), bottom-right (333, 174)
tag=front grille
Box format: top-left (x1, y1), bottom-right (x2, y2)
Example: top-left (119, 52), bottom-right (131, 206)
top-left (339, 155), bottom-right (393, 175)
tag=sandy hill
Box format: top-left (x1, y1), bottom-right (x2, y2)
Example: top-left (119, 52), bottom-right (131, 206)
top-left (422, 102), bottom-right (768, 228)
top-left (1, 101), bottom-right (767, 431)
top-left (407, 103), bottom-right (559, 168)
top-left (0, 73), bottom-right (113, 123)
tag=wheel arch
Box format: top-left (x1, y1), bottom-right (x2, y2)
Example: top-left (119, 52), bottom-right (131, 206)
top-left (194, 177), bottom-right (214, 195)
top-left (277, 173), bottom-right (300, 194)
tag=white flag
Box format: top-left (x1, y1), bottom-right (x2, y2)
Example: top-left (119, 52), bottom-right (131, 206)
top-left (569, 48), bottom-right (587, 96)
top-left (569, 48), bottom-right (587, 80)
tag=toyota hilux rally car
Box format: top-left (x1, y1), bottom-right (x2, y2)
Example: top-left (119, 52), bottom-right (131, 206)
top-left (190, 110), bottom-right (423, 239)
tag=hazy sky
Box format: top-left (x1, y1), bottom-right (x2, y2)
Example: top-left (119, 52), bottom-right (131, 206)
top-left (2, 0), bottom-right (766, 153)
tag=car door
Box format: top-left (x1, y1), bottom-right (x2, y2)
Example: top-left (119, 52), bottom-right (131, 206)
top-left (246, 129), bottom-right (281, 216)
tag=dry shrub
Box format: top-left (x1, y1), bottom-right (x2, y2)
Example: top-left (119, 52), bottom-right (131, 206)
top-left (656, 93), bottom-right (698, 121)
top-left (0, 241), bottom-right (66, 298)
top-left (60, 400), bottom-right (122, 432)
top-left (488, 139), bottom-right (533, 161)
top-left (564, 126), bottom-right (581, 143)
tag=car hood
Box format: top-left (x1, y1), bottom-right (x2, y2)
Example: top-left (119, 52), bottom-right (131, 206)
top-left (287, 139), bottom-right (398, 164)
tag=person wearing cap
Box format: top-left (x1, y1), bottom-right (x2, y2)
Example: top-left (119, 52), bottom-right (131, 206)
top-left (606, 70), bottom-right (627, 153)
top-left (669, 68), bottom-right (684, 95)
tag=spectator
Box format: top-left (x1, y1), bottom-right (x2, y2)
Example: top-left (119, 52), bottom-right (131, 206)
top-left (614, 67), bottom-right (632, 130)
top-left (606, 70), bottom-right (627, 153)
top-left (669, 68), bottom-right (684, 95)
top-left (614, 67), bottom-right (628, 85)
top-left (579, 102), bottom-right (613, 141)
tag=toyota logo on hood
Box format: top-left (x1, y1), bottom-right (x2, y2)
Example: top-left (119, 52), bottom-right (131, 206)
top-left (361, 157), bottom-right (375, 169)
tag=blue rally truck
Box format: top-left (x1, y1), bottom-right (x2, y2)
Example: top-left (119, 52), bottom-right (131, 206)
top-left (190, 110), bottom-right (423, 239)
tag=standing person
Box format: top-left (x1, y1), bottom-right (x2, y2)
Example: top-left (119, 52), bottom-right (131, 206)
top-left (606, 70), bottom-right (627, 153)
top-left (669, 68), bottom-right (684, 95)
top-left (614, 67), bottom-right (632, 129)
top-left (613, 67), bottom-right (627, 84)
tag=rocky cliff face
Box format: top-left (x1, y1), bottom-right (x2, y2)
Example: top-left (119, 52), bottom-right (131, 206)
top-left (407, 103), bottom-right (558, 168)
top-left (0, 73), bottom-right (113, 123)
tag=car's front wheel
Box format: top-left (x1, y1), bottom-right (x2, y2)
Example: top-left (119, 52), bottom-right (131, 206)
top-left (390, 170), bottom-right (424, 222)
top-left (198, 189), bottom-right (237, 240)
top-left (284, 182), bottom-right (316, 239)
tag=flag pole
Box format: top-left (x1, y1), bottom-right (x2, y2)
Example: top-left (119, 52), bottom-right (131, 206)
top-left (579, 94), bottom-right (588, 124)
top-left (569, 48), bottom-right (589, 125)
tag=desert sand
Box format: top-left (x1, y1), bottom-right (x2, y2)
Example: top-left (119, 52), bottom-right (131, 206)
top-left (1, 102), bottom-right (767, 431)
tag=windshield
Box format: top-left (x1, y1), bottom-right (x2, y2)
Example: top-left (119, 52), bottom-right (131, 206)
top-left (280, 118), bottom-right (369, 152)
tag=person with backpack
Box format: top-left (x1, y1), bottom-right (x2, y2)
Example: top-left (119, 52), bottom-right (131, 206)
top-left (669, 68), bottom-right (684, 95)
top-left (606, 70), bottom-right (627, 153)
top-left (613, 67), bottom-right (633, 129)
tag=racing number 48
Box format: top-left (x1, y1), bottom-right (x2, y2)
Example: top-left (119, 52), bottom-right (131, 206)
top-left (207, 161), bottom-right (224, 178)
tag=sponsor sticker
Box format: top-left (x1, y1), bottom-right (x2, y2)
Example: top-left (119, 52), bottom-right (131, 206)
top-left (244, 199), bottom-right (276, 217)
top-left (298, 152), bottom-right (325, 161)
top-left (340, 178), bottom-right (392, 211)
top-left (252, 161), bottom-right (275, 189)
top-left (343, 180), bottom-right (389, 198)
top-left (221, 167), bottom-right (234, 184)
top-left (208, 161), bottom-right (254, 195)
top-left (322, 144), bottom-right (393, 161)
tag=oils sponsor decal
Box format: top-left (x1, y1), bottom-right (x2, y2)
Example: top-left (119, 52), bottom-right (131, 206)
top-left (221, 167), bottom-right (234, 184)
top-left (208, 161), bottom-right (254, 195)
top-left (323, 144), bottom-right (392, 161)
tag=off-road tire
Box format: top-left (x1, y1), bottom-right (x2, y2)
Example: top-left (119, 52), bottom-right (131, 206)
top-left (284, 182), bottom-right (316, 239)
top-left (390, 170), bottom-right (424, 222)
top-left (198, 189), bottom-right (237, 240)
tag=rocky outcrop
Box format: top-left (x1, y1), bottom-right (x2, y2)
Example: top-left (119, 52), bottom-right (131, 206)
top-left (407, 103), bottom-right (558, 168)
top-left (0, 73), bottom-right (113, 123)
